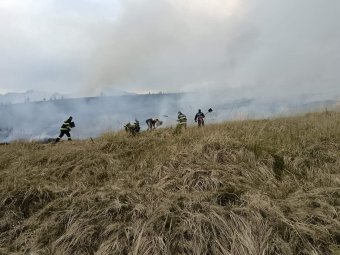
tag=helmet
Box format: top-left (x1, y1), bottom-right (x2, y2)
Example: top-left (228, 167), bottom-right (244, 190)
top-left (198, 109), bottom-right (201, 112)
top-left (69, 116), bottom-right (73, 120)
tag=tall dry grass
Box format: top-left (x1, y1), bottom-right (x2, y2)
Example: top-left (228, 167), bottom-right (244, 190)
top-left (0, 111), bottom-right (339, 255)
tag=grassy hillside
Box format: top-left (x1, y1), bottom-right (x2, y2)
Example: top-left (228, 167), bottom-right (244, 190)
top-left (0, 111), bottom-right (339, 255)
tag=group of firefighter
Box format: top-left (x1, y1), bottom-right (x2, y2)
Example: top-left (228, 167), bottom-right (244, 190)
top-left (178, 109), bottom-right (207, 128)
top-left (123, 109), bottom-right (211, 136)
top-left (55, 108), bottom-right (212, 142)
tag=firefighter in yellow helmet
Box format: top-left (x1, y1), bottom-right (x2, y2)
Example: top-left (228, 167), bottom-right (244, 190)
top-left (177, 111), bottom-right (187, 128)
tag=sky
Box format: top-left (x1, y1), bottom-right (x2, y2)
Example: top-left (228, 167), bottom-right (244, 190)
top-left (0, 0), bottom-right (339, 97)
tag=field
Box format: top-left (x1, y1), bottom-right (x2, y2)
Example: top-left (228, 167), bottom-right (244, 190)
top-left (0, 111), bottom-right (339, 255)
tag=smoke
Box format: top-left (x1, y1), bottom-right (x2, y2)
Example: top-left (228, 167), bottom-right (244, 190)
top-left (0, 0), bottom-right (340, 142)
top-left (84, 0), bottom-right (340, 96)
top-left (0, 92), bottom-right (336, 143)
top-left (85, 0), bottom-right (255, 93)
top-left (1, 0), bottom-right (339, 96)
top-left (0, 94), bottom-right (182, 142)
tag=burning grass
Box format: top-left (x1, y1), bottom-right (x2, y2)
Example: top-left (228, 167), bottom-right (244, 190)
top-left (0, 111), bottom-right (340, 254)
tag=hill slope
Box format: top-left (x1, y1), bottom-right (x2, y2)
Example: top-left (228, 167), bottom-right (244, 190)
top-left (0, 112), bottom-right (340, 255)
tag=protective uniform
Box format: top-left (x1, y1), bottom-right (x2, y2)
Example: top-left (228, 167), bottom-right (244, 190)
top-left (133, 120), bottom-right (140, 133)
top-left (55, 117), bottom-right (74, 142)
top-left (124, 120), bottom-right (140, 135)
top-left (195, 109), bottom-right (205, 127)
top-left (177, 112), bottom-right (187, 128)
top-left (146, 118), bottom-right (161, 130)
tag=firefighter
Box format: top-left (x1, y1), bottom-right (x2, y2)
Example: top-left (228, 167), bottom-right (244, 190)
top-left (146, 118), bottom-right (156, 130)
top-left (177, 111), bottom-right (187, 128)
top-left (146, 118), bottom-right (163, 130)
top-left (133, 119), bottom-right (140, 133)
top-left (124, 119), bottom-right (140, 135)
top-left (195, 109), bottom-right (205, 127)
top-left (55, 116), bottom-right (75, 142)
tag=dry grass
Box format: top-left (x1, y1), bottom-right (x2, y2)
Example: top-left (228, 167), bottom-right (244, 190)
top-left (0, 111), bottom-right (340, 255)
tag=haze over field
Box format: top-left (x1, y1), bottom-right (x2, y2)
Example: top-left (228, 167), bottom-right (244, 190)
top-left (0, 0), bottom-right (340, 141)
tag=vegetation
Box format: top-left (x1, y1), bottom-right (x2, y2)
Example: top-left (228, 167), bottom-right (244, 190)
top-left (0, 111), bottom-right (339, 255)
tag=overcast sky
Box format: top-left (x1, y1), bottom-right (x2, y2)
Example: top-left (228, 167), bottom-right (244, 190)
top-left (0, 0), bottom-right (339, 96)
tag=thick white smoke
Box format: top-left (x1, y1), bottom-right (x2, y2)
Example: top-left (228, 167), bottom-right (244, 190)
top-left (1, 0), bottom-right (339, 96)
top-left (84, 0), bottom-right (340, 97)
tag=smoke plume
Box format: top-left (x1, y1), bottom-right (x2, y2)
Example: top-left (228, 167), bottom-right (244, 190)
top-left (0, 0), bottom-right (340, 141)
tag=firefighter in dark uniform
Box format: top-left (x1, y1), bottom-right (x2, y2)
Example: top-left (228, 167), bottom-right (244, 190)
top-left (195, 109), bottom-right (205, 127)
top-left (55, 116), bottom-right (75, 142)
